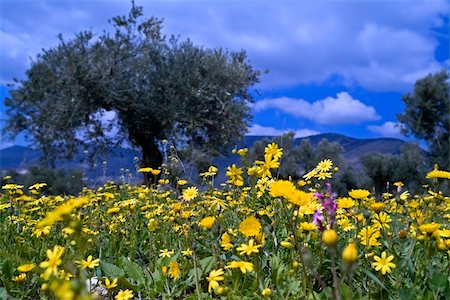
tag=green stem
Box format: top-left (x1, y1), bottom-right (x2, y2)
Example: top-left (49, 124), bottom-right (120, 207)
top-left (192, 250), bottom-right (202, 300)
top-left (330, 249), bottom-right (342, 300)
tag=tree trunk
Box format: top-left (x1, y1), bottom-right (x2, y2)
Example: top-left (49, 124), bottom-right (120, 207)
top-left (136, 135), bottom-right (163, 186)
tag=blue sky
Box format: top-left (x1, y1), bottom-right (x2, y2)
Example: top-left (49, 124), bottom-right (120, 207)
top-left (0, 0), bottom-right (449, 149)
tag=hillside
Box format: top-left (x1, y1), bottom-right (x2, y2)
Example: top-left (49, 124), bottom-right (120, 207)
top-left (0, 133), bottom-right (408, 183)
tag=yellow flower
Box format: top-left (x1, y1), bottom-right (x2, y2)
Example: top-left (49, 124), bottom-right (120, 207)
top-left (237, 239), bottom-right (262, 255)
top-left (372, 252), bottom-right (396, 275)
top-left (138, 167), bottom-right (152, 173)
top-left (200, 166), bottom-right (218, 177)
top-left (102, 278), bottom-right (118, 289)
top-left (181, 248), bottom-right (193, 256)
top-left (370, 202), bottom-right (384, 212)
top-left (226, 164), bottom-right (244, 186)
top-left (270, 180), bottom-right (296, 199)
top-left (169, 260), bottom-right (181, 279)
top-left (158, 179), bottom-right (169, 185)
top-left (17, 263), bottom-right (35, 273)
top-left (12, 273), bottom-right (26, 282)
top-left (225, 261), bottom-right (254, 273)
top-left (207, 268), bottom-right (225, 293)
top-left (322, 229), bottom-right (338, 246)
top-left (316, 159), bottom-right (333, 172)
top-left (199, 216), bottom-right (216, 229)
top-left (255, 155), bottom-right (280, 178)
top-left (220, 233), bottom-right (233, 251)
top-left (107, 207), bottom-right (121, 214)
top-left (419, 223), bottom-right (441, 235)
top-left (287, 190), bottom-right (312, 206)
top-left (371, 212), bottom-right (392, 230)
top-left (50, 280), bottom-right (74, 300)
top-left (76, 255), bottom-right (100, 269)
top-left (36, 197), bottom-right (88, 228)
top-left (299, 222), bottom-right (317, 232)
top-left (40, 245), bottom-right (65, 280)
top-left (336, 197), bottom-right (356, 209)
top-left (32, 226), bottom-right (52, 238)
top-left (182, 186), bottom-right (198, 202)
top-left (59, 270), bottom-right (74, 280)
top-left (303, 168), bottom-right (318, 180)
top-left (177, 179), bottom-right (187, 186)
top-left (342, 243), bottom-right (358, 263)
top-left (337, 217), bottom-right (356, 232)
top-left (316, 172), bottom-right (332, 180)
top-left (29, 183), bottom-right (47, 190)
top-left (239, 216), bottom-right (262, 237)
top-left (159, 249), bottom-right (175, 258)
top-left (150, 168), bottom-right (161, 176)
top-left (348, 189), bottom-right (370, 200)
top-left (265, 143), bottom-right (283, 160)
top-left (437, 229), bottom-right (450, 238)
top-left (426, 170), bottom-right (450, 179)
top-left (255, 231), bottom-right (266, 246)
top-left (358, 226), bottom-right (381, 246)
top-left (237, 148), bottom-right (248, 156)
top-left (115, 289), bottom-right (134, 300)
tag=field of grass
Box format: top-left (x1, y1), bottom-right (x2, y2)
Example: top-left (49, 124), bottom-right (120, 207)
top-left (1, 143), bottom-right (449, 299)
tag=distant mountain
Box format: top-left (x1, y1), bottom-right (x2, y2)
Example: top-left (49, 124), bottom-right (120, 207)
top-left (0, 146), bottom-right (41, 169)
top-left (0, 145), bottom-right (140, 183)
top-left (0, 133), bottom-right (408, 183)
top-left (295, 133), bottom-right (405, 165)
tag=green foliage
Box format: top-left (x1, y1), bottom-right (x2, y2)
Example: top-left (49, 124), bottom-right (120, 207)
top-left (397, 70), bottom-right (449, 169)
top-left (360, 153), bottom-right (400, 194)
top-left (3, 166), bottom-right (84, 195)
top-left (360, 142), bottom-right (428, 195)
top-left (315, 139), bottom-right (344, 167)
top-left (3, 3), bottom-right (260, 175)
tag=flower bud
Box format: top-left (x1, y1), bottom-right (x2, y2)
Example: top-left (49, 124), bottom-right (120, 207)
top-left (262, 288), bottom-right (271, 297)
top-left (280, 241), bottom-right (293, 249)
top-left (342, 243), bottom-right (358, 263)
top-left (399, 229), bottom-right (407, 239)
top-left (322, 229), bottom-right (338, 246)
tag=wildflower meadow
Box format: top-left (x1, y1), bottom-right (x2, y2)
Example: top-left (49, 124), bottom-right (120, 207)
top-left (1, 143), bottom-right (449, 299)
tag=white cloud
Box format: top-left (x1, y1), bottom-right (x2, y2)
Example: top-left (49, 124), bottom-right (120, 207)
top-left (253, 92), bottom-right (380, 125)
top-left (0, 0), bottom-right (447, 91)
top-left (368, 121), bottom-right (403, 138)
top-left (247, 124), bottom-right (319, 138)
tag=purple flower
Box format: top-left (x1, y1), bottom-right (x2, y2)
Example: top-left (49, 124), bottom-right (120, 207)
top-left (313, 210), bottom-right (325, 232)
top-left (313, 184), bottom-right (337, 230)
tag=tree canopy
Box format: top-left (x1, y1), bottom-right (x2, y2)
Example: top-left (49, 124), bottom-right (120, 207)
top-left (3, 4), bottom-right (261, 179)
top-left (397, 70), bottom-right (449, 169)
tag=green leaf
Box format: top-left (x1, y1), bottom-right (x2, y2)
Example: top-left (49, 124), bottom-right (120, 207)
top-left (187, 267), bottom-right (203, 280)
top-left (199, 256), bottom-right (215, 274)
top-left (362, 268), bottom-right (390, 295)
top-left (1, 259), bottom-right (13, 280)
top-left (100, 261), bottom-right (125, 278)
top-left (340, 283), bottom-right (351, 300)
top-left (429, 273), bottom-right (449, 291)
top-left (119, 257), bottom-right (146, 286)
top-left (0, 288), bottom-right (8, 300)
